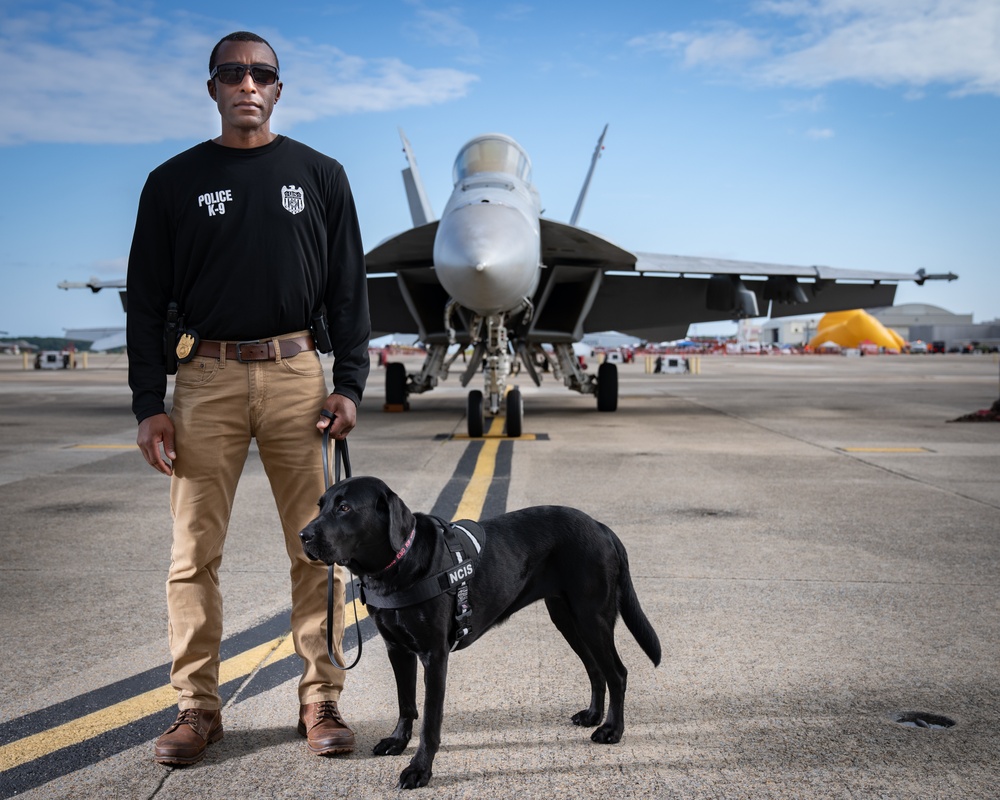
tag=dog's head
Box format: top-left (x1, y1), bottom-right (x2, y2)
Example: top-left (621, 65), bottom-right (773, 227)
top-left (299, 476), bottom-right (415, 575)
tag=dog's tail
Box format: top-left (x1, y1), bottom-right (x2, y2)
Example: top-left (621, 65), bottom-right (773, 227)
top-left (610, 529), bottom-right (662, 667)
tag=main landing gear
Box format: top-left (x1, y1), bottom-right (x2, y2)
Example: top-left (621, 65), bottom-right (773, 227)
top-left (385, 362), bottom-right (409, 408)
top-left (596, 362), bottom-right (618, 412)
top-left (383, 339), bottom-right (619, 439)
top-left (466, 390), bottom-right (483, 438)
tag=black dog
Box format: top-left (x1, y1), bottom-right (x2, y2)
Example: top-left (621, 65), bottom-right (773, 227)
top-left (299, 476), bottom-right (661, 790)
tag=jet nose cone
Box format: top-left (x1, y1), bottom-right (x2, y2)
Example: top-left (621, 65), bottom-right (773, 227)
top-left (433, 203), bottom-right (540, 314)
top-left (435, 203), bottom-right (535, 273)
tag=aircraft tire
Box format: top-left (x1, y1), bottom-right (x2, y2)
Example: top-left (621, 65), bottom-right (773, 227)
top-left (385, 362), bottom-right (408, 406)
top-left (467, 390), bottom-right (484, 438)
top-left (597, 362), bottom-right (618, 412)
top-left (506, 388), bottom-right (523, 438)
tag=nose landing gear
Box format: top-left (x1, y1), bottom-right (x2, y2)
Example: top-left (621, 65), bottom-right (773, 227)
top-left (465, 386), bottom-right (523, 438)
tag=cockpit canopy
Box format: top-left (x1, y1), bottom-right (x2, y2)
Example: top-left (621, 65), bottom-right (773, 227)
top-left (453, 134), bottom-right (532, 185)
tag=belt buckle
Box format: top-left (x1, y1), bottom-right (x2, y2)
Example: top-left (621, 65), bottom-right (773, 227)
top-left (235, 339), bottom-right (263, 362)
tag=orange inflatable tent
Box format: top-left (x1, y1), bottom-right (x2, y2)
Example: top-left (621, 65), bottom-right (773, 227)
top-left (808, 309), bottom-right (905, 351)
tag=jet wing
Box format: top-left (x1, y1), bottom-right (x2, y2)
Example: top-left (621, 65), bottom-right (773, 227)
top-left (584, 249), bottom-right (923, 337)
top-left (88, 330), bottom-right (128, 351)
top-left (584, 272), bottom-right (900, 339)
top-left (620, 251), bottom-right (932, 323)
top-left (632, 251), bottom-right (931, 284)
top-left (368, 273), bottom-right (422, 336)
top-left (534, 226), bottom-right (927, 339)
top-left (366, 221), bottom-right (438, 272)
top-left (58, 277), bottom-right (129, 312)
top-left (366, 217), bottom-right (934, 340)
top-left (63, 327), bottom-right (127, 350)
top-left (540, 218), bottom-right (636, 268)
top-left (58, 277), bottom-right (127, 291)
top-left (366, 222), bottom-right (440, 337)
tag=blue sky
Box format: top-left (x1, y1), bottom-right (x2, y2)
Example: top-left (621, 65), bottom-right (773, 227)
top-left (1, 0), bottom-right (997, 338)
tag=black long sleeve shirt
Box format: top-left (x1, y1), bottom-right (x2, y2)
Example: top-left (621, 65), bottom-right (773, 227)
top-left (126, 136), bottom-right (370, 423)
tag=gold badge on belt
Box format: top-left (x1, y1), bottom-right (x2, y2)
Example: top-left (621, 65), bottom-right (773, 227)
top-left (176, 330), bottom-right (199, 363)
top-left (176, 333), bottom-right (194, 359)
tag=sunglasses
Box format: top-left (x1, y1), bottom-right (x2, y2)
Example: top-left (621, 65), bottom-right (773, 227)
top-left (210, 63), bottom-right (280, 86)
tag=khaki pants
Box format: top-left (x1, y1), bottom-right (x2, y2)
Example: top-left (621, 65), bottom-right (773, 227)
top-left (166, 333), bottom-right (346, 710)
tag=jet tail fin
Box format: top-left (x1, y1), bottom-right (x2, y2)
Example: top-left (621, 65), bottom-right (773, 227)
top-left (569, 124), bottom-right (608, 227)
top-left (399, 128), bottom-right (435, 227)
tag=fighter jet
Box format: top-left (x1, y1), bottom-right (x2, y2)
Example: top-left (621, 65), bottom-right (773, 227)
top-left (366, 127), bottom-right (956, 437)
top-left (57, 127), bottom-right (955, 435)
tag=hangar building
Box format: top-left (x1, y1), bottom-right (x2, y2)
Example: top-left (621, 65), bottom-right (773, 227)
top-left (762, 304), bottom-right (999, 351)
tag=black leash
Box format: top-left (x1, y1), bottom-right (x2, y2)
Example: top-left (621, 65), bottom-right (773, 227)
top-left (320, 409), bottom-right (363, 670)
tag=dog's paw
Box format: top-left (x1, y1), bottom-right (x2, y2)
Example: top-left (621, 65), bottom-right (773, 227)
top-left (398, 764), bottom-right (432, 790)
top-left (374, 736), bottom-right (409, 756)
top-left (590, 723), bottom-right (623, 744)
top-left (571, 708), bottom-right (603, 727)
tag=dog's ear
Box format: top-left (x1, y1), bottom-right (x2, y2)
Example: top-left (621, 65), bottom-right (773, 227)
top-left (380, 488), bottom-right (414, 552)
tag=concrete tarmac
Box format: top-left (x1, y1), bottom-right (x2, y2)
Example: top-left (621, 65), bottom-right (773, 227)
top-left (1, 352), bottom-right (998, 798)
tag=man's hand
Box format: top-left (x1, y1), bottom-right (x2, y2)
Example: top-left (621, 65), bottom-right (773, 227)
top-left (137, 413), bottom-right (176, 476)
top-left (317, 393), bottom-right (358, 439)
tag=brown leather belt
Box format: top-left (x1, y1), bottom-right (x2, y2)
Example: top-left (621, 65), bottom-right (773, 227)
top-left (195, 335), bottom-right (315, 362)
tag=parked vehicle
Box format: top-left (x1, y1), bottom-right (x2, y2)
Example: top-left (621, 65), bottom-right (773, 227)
top-left (34, 350), bottom-right (70, 370)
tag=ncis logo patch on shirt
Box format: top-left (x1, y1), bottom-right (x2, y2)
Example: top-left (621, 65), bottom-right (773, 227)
top-left (282, 185), bottom-right (305, 215)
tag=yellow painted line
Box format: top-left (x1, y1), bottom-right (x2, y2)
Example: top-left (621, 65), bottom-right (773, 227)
top-left (0, 596), bottom-right (369, 772)
top-left (0, 636), bottom-right (280, 771)
top-left (345, 594), bottom-right (369, 626)
top-left (264, 635), bottom-right (297, 664)
top-left (0, 683), bottom-right (179, 772)
top-left (451, 431), bottom-right (537, 441)
top-left (839, 447), bottom-right (930, 453)
top-left (453, 416), bottom-right (504, 520)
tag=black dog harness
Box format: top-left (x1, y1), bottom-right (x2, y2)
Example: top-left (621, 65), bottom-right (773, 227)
top-left (360, 517), bottom-right (485, 651)
top-left (319, 420), bottom-right (483, 663)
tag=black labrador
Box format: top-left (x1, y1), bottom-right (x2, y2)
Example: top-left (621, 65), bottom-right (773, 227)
top-left (299, 476), bottom-right (661, 790)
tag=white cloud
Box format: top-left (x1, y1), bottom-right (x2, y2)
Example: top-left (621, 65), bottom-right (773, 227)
top-left (806, 127), bottom-right (835, 138)
top-left (630, 0), bottom-right (1000, 96)
top-left (273, 41), bottom-right (479, 127)
top-left (411, 7), bottom-right (479, 49)
top-left (402, 0), bottom-right (481, 62)
top-left (1, 2), bottom-right (478, 146)
top-left (758, 0), bottom-right (1000, 94)
top-left (629, 26), bottom-right (770, 67)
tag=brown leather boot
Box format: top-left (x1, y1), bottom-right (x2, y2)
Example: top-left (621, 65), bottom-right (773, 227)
top-left (298, 701), bottom-right (355, 755)
top-left (153, 708), bottom-right (223, 765)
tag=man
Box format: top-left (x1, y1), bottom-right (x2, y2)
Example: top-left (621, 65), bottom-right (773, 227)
top-left (126, 31), bottom-right (370, 765)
